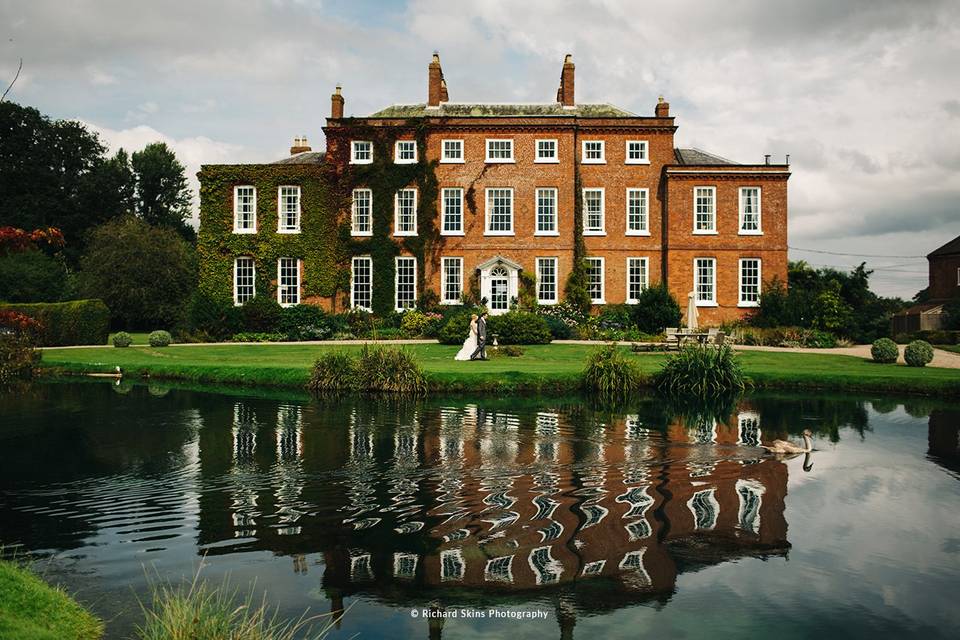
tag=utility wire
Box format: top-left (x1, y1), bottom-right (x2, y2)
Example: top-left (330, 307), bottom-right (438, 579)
top-left (789, 245), bottom-right (926, 259)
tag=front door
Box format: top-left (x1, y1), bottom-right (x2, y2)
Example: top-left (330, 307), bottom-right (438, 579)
top-left (490, 266), bottom-right (509, 312)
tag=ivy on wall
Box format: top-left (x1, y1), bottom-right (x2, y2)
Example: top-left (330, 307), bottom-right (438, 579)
top-left (564, 132), bottom-right (591, 313)
top-left (325, 119), bottom-right (440, 316)
top-left (196, 164), bottom-right (340, 304)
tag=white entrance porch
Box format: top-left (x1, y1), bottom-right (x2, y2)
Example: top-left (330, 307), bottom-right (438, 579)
top-left (476, 255), bottom-right (522, 316)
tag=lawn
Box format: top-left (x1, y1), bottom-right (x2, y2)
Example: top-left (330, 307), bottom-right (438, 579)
top-left (936, 345), bottom-right (960, 355)
top-left (0, 559), bottom-right (103, 640)
top-left (39, 342), bottom-right (960, 395)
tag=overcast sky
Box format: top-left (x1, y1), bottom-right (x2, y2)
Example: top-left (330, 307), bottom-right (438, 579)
top-left (3, 0), bottom-right (958, 298)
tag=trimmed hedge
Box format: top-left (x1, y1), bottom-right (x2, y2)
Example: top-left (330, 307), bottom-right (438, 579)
top-left (488, 311), bottom-right (552, 345)
top-left (112, 331), bottom-right (133, 347)
top-left (149, 330), bottom-right (172, 347)
top-left (0, 299), bottom-right (109, 346)
top-left (904, 340), bottom-right (934, 367)
top-left (871, 337), bottom-right (899, 364)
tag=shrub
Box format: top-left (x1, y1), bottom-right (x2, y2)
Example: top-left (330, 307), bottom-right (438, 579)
top-left (804, 329), bottom-right (837, 348)
top-left (278, 305), bottom-right (331, 341)
top-left (870, 337), bottom-right (899, 364)
top-left (0, 299), bottom-right (109, 346)
top-left (597, 304), bottom-right (634, 331)
top-left (581, 344), bottom-right (644, 403)
top-left (308, 351), bottom-right (358, 394)
top-left (337, 308), bottom-right (376, 338)
top-left (0, 248), bottom-right (68, 302)
top-left (915, 329), bottom-right (959, 345)
top-left (654, 344), bottom-right (746, 396)
top-left (541, 314), bottom-right (574, 340)
top-left (187, 290), bottom-right (242, 341)
top-left (488, 311), bottom-right (552, 344)
top-left (112, 331), bottom-right (133, 347)
top-left (400, 309), bottom-right (444, 337)
top-left (495, 345), bottom-right (525, 357)
top-left (0, 334), bottom-right (39, 384)
top-left (241, 296), bottom-right (282, 333)
top-left (148, 330), bottom-right (172, 347)
top-left (903, 340), bottom-right (934, 367)
top-left (231, 332), bottom-right (285, 342)
top-left (438, 313), bottom-right (473, 345)
top-left (630, 284), bottom-right (682, 334)
top-left (308, 346), bottom-right (426, 395)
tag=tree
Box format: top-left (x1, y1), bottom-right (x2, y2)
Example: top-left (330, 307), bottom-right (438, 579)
top-left (0, 102), bottom-right (132, 263)
top-left (131, 142), bottom-right (194, 240)
top-left (79, 217), bottom-right (197, 329)
top-left (0, 249), bottom-right (67, 302)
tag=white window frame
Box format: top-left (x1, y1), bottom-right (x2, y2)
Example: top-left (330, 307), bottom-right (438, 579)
top-left (441, 187), bottom-right (464, 236)
top-left (582, 188), bottom-right (605, 235)
top-left (581, 140), bottom-right (605, 164)
top-left (625, 188), bottom-right (649, 236)
top-left (233, 185), bottom-right (257, 234)
top-left (394, 140), bottom-right (417, 164)
top-left (351, 188), bottom-right (372, 237)
top-left (233, 256), bottom-right (255, 306)
top-left (350, 256), bottom-right (373, 311)
top-left (535, 139), bottom-right (559, 163)
top-left (625, 140), bottom-right (650, 165)
top-left (277, 185), bottom-right (301, 233)
top-left (440, 139), bottom-right (464, 163)
top-left (350, 140), bottom-right (373, 165)
top-left (484, 187), bottom-right (514, 236)
top-left (394, 188), bottom-right (418, 237)
top-left (694, 186), bottom-right (717, 234)
top-left (485, 138), bottom-right (515, 163)
top-left (738, 186), bottom-right (763, 235)
top-left (586, 256), bottom-right (605, 304)
top-left (957, 267), bottom-right (960, 286)
top-left (536, 257), bottom-right (559, 305)
top-left (394, 256), bottom-right (417, 311)
top-left (694, 257), bottom-right (717, 307)
top-left (276, 257), bottom-right (300, 307)
top-left (738, 258), bottom-right (762, 307)
top-left (441, 257), bottom-right (463, 304)
top-left (626, 257), bottom-right (649, 304)
top-left (535, 187), bottom-right (559, 236)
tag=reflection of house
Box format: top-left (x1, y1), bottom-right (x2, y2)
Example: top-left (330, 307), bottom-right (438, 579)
top-left (892, 234), bottom-right (959, 333)
top-left (928, 409), bottom-right (960, 474)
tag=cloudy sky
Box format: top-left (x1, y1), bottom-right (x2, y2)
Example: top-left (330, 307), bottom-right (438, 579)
top-left (2, 0), bottom-right (958, 297)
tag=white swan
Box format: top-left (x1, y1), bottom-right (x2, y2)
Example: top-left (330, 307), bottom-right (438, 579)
top-left (761, 429), bottom-right (813, 455)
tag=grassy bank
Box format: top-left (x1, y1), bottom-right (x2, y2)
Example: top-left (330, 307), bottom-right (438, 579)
top-left (39, 343), bottom-right (960, 396)
top-left (0, 559), bottom-right (103, 640)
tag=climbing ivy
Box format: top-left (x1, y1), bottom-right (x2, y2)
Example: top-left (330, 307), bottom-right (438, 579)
top-left (564, 139), bottom-right (591, 313)
top-left (325, 119), bottom-right (439, 316)
top-left (197, 164), bottom-right (340, 305)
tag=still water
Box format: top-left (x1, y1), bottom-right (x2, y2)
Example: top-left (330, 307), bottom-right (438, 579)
top-left (1, 381), bottom-right (959, 639)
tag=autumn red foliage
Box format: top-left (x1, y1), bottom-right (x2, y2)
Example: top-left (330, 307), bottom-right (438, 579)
top-left (0, 226), bottom-right (66, 255)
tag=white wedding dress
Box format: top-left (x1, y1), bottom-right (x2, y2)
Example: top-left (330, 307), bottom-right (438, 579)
top-left (454, 323), bottom-right (478, 360)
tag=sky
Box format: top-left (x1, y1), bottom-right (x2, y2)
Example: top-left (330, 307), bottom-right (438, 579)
top-left (2, 0), bottom-right (959, 298)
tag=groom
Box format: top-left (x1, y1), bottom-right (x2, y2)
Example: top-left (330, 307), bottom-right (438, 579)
top-left (470, 311), bottom-right (488, 361)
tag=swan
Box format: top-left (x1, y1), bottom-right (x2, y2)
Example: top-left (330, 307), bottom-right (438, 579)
top-left (761, 429), bottom-right (813, 455)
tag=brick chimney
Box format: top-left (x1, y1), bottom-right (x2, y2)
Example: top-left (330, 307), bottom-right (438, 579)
top-left (557, 54), bottom-right (575, 107)
top-left (655, 95), bottom-right (670, 118)
top-left (427, 52), bottom-right (448, 108)
top-left (290, 136), bottom-right (311, 155)
top-left (331, 85), bottom-right (344, 119)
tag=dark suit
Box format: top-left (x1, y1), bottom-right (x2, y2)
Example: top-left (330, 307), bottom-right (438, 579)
top-left (471, 316), bottom-right (487, 360)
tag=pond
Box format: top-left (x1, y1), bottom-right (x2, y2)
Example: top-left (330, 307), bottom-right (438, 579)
top-left (1, 381), bottom-right (959, 639)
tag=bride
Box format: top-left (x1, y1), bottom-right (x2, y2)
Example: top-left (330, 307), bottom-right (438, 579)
top-left (454, 314), bottom-right (479, 361)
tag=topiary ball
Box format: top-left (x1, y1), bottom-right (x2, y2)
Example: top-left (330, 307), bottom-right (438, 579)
top-left (903, 339), bottom-right (934, 367)
top-left (112, 331), bottom-right (133, 348)
top-left (870, 337), bottom-right (899, 364)
top-left (148, 330), bottom-right (172, 347)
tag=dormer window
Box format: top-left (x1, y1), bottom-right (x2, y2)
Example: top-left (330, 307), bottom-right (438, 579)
top-left (395, 140), bottom-right (417, 164)
top-left (486, 139), bottom-right (514, 163)
top-left (351, 141), bottom-right (372, 164)
top-left (582, 140), bottom-right (605, 164)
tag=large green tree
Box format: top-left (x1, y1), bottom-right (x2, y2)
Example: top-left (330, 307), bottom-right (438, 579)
top-left (0, 102), bottom-right (133, 264)
top-left (79, 216), bottom-right (196, 329)
top-left (131, 142), bottom-right (194, 240)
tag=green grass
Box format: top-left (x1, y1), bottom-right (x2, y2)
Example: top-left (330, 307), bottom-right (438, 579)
top-left (107, 332), bottom-right (153, 346)
top-left (38, 343), bottom-right (960, 396)
top-left (936, 344), bottom-right (960, 355)
top-left (0, 559), bottom-right (103, 640)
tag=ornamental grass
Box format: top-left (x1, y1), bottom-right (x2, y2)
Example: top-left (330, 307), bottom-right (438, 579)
top-left (654, 344), bottom-right (746, 397)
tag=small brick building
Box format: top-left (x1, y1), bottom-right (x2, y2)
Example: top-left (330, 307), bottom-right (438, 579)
top-left (891, 234), bottom-right (959, 334)
top-left (199, 54), bottom-right (789, 325)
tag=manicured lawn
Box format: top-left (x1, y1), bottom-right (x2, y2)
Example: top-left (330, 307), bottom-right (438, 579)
top-left (39, 342), bottom-right (960, 395)
top-left (936, 345), bottom-right (960, 355)
top-left (0, 559), bottom-right (103, 640)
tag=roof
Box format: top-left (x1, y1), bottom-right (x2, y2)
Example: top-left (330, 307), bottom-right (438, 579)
top-left (367, 102), bottom-right (636, 118)
top-left (928, 235), bottom-right (960, 258)
top-left (893, 303), bottom-right (944, 317)
top-left (673, 148), bottom-right (739, 165)
top-left (270, 151), bottom-right (325, 165)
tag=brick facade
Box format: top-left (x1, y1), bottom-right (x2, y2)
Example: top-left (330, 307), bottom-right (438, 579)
top-left (201, 54), bottom-right (790, 325)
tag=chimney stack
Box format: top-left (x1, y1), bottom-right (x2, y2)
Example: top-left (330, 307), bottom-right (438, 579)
top-left (764, 154), bottom-right (771, 165)
top-left (428, 52), bottom-right (448, 108)
top-left (331, 85), bottom-right (344, 119)
top-left (290, 136), bottom-right (312, 155)
top-left (557, 54), bottom-right (575, 107)
top-left (655, 95), bottom-right (670, 117)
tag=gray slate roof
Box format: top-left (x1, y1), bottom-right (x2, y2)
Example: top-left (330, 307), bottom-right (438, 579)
top-left (673, 148), bottom-right (739, 165)
top-left (368, 102), bottom-right (636, 118)
top-left (270, 151), bottom-right (325, 165)
top-left (928, 234), bottom-right (960, 258)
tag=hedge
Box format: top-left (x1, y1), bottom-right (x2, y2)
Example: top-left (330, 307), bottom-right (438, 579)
top-left (0, 299), bottom-right (110, 346)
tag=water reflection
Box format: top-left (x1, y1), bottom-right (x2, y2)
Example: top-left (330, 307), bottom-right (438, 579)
top-left (1, 383), bottom-right (959, 639)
